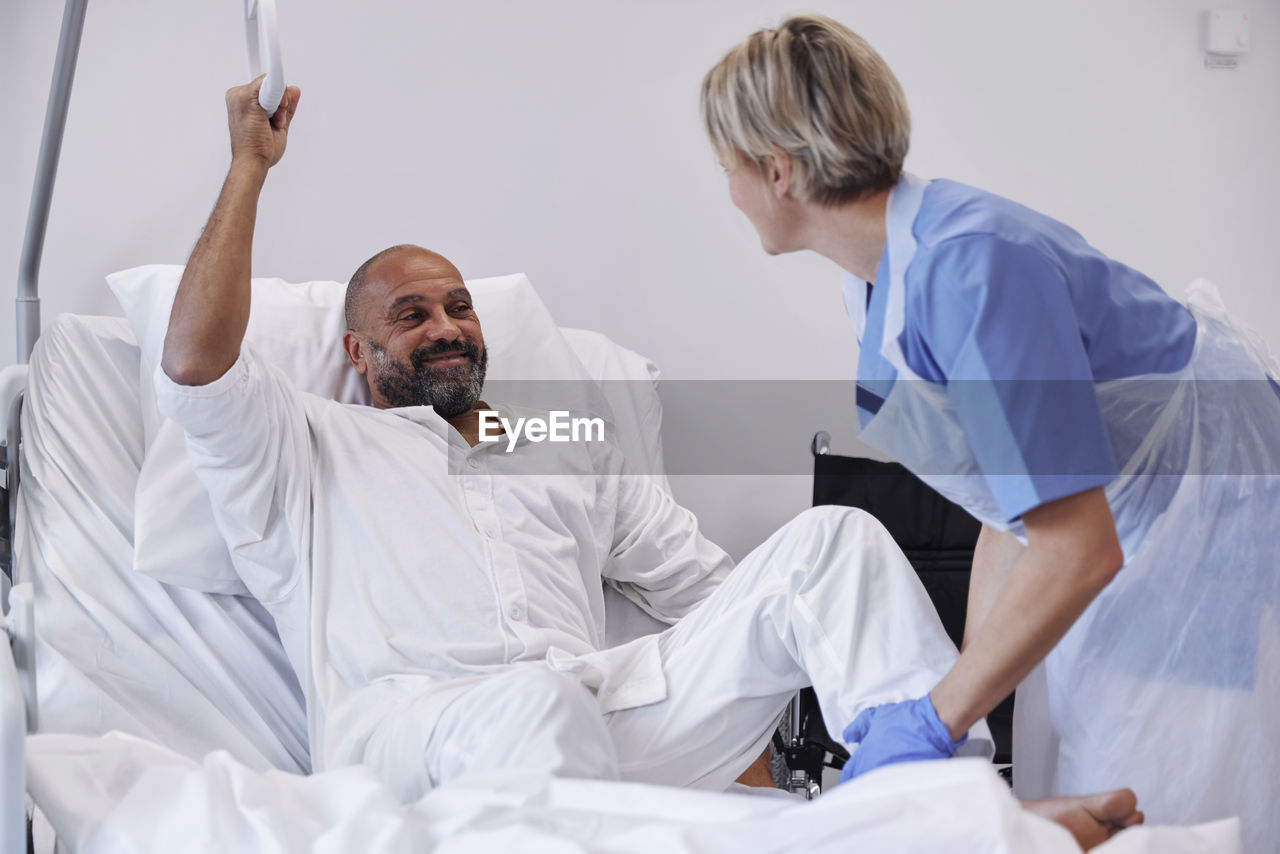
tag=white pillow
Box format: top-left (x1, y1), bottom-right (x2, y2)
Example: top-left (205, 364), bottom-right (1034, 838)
top-left (561, 328), bottom-right (668, 490)
top-left (107, 264), bottom-right (602, 595)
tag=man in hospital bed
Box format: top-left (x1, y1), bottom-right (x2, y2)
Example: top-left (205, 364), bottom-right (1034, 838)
top-left (156, 78), bottom-right (1141, 846)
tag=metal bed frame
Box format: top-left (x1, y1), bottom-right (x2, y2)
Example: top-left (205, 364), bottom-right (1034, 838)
top-left (2, 0), bottom-right (88, 845)
top-left (0, 3), bottom-right (283, 850)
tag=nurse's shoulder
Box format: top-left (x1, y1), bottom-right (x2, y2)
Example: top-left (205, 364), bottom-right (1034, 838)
top-left (914, 180), bottom-right (1088, 259)
top-left (899, 181), bottom-right (1092, 381)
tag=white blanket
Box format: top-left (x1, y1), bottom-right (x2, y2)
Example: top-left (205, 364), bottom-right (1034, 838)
top-left (19, 315), bottom-right (308, 771)
top-left (26, 734), bottom-right (1240, 854)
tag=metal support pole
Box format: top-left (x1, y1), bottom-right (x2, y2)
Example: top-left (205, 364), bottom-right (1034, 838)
top-left (17, 0), bottom-right (89, 364)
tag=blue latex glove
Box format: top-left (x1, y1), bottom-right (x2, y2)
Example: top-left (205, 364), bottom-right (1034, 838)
top-left (838, 694), bottom-right (967, 782)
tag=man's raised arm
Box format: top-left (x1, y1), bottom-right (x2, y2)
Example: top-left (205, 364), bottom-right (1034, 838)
top-left (161, 77), bottom-right (300, 386)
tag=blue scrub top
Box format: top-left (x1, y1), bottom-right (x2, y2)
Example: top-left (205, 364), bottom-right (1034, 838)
top-left (852, 179), bottom-right (1198, 522)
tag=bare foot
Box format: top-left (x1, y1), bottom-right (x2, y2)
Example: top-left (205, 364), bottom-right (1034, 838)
top-left (1022, 789), bottom-right (1145, 850)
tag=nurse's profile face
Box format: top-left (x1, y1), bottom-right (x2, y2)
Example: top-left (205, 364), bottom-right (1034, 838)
top-left (725, 159), bottom-right (797, 256)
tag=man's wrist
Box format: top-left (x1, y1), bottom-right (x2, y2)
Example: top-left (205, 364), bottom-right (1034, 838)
top-left (228, 155), bottom-right (270, 186)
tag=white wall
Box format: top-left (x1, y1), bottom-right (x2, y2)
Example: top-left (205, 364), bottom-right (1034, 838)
top-left (4, 1), bottom-right (1277, 558)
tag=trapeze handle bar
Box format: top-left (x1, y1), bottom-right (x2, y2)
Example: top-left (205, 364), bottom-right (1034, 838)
top-left (245, 0), bottom-right (285, 114)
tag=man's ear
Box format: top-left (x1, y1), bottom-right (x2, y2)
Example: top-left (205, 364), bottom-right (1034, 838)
top-left (342, 330), bottom-right (369, 376)
top-left (767, 153), bottom-right (793, 200)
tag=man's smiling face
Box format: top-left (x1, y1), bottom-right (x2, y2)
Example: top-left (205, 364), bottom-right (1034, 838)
top-left (343, 246), bottom-right (488, 415)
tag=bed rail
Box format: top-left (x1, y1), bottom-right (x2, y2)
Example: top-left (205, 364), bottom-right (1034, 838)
top-left (1, 584), bottom-right (35, 854)
top-left (1, 366), bottom-right (27, 593)
top-left (0, 632), bottom-right (25, 854)
top-left (0, 365), bottom-right (28, 853)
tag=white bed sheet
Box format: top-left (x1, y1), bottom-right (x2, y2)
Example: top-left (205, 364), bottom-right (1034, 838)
top-left (18, 314), bottom-right (308, 773)
top-left (26, 735), bottom-right (1241, 854)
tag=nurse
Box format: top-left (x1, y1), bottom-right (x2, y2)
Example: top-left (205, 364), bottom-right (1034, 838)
top-left (701, 14), bottom-right (1279, 852)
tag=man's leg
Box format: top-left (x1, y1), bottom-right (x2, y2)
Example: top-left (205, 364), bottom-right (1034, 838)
top-left (364, 667), bottom-right (621, 801)
top-left (605, 505), bottom-right (987, 790)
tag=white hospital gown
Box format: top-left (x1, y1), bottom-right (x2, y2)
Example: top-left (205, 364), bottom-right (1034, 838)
top-left (157, 345), bottom-right (981, 799)
top-left (155, 345), bottom-right (732, 778)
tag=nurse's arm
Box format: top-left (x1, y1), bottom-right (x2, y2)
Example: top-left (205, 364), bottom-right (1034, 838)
top-left (961, 525), bottom-right (1025, 652)
top-left (162, 78), bottom-right (300, 386)
top-left (929, 487), bottom-right (1123, 740)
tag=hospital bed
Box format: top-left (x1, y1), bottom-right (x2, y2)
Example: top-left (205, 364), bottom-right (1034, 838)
top-left (0, 267), bottom-right (677, 850)
top-left (1, 284), bottom-right (1246, 854)
top-left (0, 292), bottom-right (1246, 854)
top-left (0, 2), bottom-right (1245, 851)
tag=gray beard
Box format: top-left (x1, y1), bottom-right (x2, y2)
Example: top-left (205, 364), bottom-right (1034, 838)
top-left (371, 341), bottom-right (488, 417)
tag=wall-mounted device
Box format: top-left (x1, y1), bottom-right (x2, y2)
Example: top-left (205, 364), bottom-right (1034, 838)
top-left (1204, 9), bottom-right (1250, 70)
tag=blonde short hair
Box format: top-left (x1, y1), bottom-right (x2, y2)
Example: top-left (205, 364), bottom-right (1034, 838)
top-left (701, 14), bottom-right (910, 205)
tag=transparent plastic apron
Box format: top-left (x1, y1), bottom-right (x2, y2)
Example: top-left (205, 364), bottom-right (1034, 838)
top-left (853, 175), bottom-right (1280, 850)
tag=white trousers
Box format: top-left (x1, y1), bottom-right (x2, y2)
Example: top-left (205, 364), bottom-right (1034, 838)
top-left (379, 506), bottom-right (989, 799)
